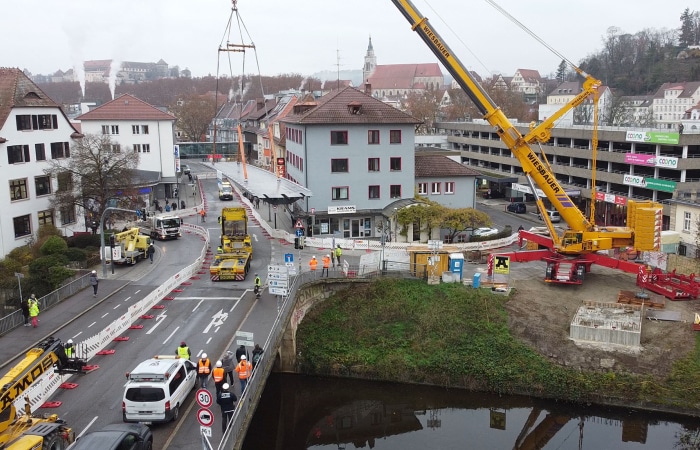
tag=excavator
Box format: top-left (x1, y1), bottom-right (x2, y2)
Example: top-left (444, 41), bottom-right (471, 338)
top-left (390, 0), bottom-right (663, 284)
top-left (0, 337), bottom-right (92, 449)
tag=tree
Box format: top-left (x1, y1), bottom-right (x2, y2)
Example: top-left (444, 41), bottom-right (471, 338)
top-left (396, 202), bottom-right (445, 242)
top-left (555, 60), bottom-right (568, 83)
top-left (402, 89), bottom-right (442, 134)
top-left (44, 133), bottom-right (141, 231)
top-left (443, 88), bottom-right (479, 121)
top-left (170, 93), bottom-right (217, 142)
top-left (440, 208), bottom-right (491, 242)
top-left (679, 8), bottom-right (695, 47)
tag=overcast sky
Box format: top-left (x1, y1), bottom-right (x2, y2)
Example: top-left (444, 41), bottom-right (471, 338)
top-left (3, 0), bottom-right (694, 80)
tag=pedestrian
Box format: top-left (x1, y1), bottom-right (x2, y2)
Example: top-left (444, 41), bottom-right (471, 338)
top-left (309, 255), bottom-right (318, 276)
top-left (335, 245), bottom-right (343, 267)
top-left (200, 209), bottom-right (206, 223)
top-left (213, 360), bottom-right (226, 394)
top-left (198, 353), bottom-right (211, 389)
top-left (154, 199), bottom-right (160, 210)
top-left (235, 344), bottom-right (249, 363)
top-left (147, 243), bottom-right (155, 264)
top-left (28, 295), bottom-right (39, 328)
top-left (222, 350), bottom-right (236, 385)
top-left (176, 341), bottom-right (191, 360)
top-left (165, 204), bottom-right (171, 212)
top-left (64, 339), bottom-right (75, 358)
top-left (216, 383), bottom-right (237, 433)
top-left (251, 344), bottom-right (263, 369)
top-left (330, 248), bottom-right (336, 267)
top-left (235, 355), bottom-right (252, 394)
top-left (254, 273), bottom-right (262, 298)
top-left (20, 296), bottom-right (30, 326)
top-left (255, 197), bottom-right (260, 209)
top-left (89, 270), bottom-right (99, 297)
top-left (322, 254), bottom-right (331, 277)
top-left (181, 200), bottom-right (186, 210)
top-left (171, 202), bottom-right (177, 211)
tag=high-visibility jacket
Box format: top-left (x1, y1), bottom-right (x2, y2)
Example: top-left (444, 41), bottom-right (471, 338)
top-left (322, 256), bottom-right (331, 268)
top-left (177, 346), bottom-right (190, 360)
top-left (65, 344), bottom-right (74, 358)
top-left (254, 276), bottom-right (261, 287)
top-left (235, 361), bottom-right (252, 379)
top-left (212, 367), bottom-right (225, 383)
top-left (309, 258), bottom-right (318, 271)
top-left (335, 247), bottom-right (342, 257)
top-left (198, 359), bottom-right (211, 374)
top-left (28, 300), bottom-right (39, 318)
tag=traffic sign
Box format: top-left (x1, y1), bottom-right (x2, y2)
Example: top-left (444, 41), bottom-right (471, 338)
top-left (237, 339), bottom-right (255, 347)
top-left (310, 208), bottom-right (315, 214)
top-left (267, 272), bottom-right (289, 280)
top-left (295, 219), bottom-right (304, 229)
top-left (196, 389), bottom-right (213, 408)
top-left (295, 228), bottom-right (304, 237)
top-left (200, 426), bottom-right (212, 437)
top-left (269, 279), bottom-right (288, 288)
top-left (285, 253), bottom-right (294, 263)
top-left (235, 331), bottom-right (254, 340)
top-left (269, 287), bottom-right (288, 296)
top-left (197, 408), bottom-right (214, 427)
top-left (267, 265), bottom-right (288, 273)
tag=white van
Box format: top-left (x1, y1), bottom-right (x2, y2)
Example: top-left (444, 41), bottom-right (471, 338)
top-left (539, 210), bottom-right (561, 223)
top-left (122, 355), bottom-right (197, 424)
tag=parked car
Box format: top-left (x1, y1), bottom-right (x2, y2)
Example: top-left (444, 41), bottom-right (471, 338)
top-left (67, 423), bottom-right (152, 450)
top-left (506, 202), bottom-right (527, 214)
top-left (538, 210), bottom-right (561, 223)
top-left (181, 164), bottom-right (191, 175)
top-left (472, 227), bottom-right (499, 237)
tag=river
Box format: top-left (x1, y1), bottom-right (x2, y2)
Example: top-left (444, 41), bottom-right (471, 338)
top-left (243, 373), bottom-right (699, 450)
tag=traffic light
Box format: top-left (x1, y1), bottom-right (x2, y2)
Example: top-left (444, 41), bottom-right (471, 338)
top-left (109, 235), bottom-right (116, 248)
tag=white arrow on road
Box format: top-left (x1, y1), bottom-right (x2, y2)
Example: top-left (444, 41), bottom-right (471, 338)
top-left (203, 309), bottom-right (228, 333)
top-left (253, 234), bottom-right (258, 242)
top-left (146, 312), bottom-right (167, 335)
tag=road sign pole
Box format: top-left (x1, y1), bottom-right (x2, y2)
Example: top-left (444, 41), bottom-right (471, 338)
top-left (15, 272), bottom-right (23, 304)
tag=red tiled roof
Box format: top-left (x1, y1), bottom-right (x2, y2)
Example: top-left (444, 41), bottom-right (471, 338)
top-left (76, 93), bottom-right (175, 121)
top-left (366, 63), bottom-right (443, 89)
top-left (515, 69), bottom-right (542, 82)
top-left (281, 86), bottom-right (421, 125)
top-left (0, 67), bottom-right (73, 133)
top-left (415, 154), bottom-right (481, 178)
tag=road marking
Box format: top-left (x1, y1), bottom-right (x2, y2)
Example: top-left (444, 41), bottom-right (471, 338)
top-left (146, 311), bottom-right (168, 335)
top-left (101, 313), bottom-right (109, 318)
top-left (112, 304), bottom-right (120, 310)
top-left (124, 296), bottom-right (131, 302)
top-left (192, 299), bottom-right (205, 312)
top-left (253, 234), bottom-right (258, 242)
top-left (162, 326), bottom-right (180, 345)
top-left (71, 332), bottom-right (82, 339)
top-left (206, 337), bottom-right (212, 344)
top-left (88, 322), bottom-right (96, 328)
top-left (134, 289), bottom-right (141, 294)
top-left (203, 309), bottom-right (228, 333)
top-left (229, 298), bottom-right (241, 313)
top-left (75, 416), bottom-right (99, 439)
top-left (175, 297), bottom-right (245, 301)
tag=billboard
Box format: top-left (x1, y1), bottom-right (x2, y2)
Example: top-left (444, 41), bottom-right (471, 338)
top-left (624, 153), bottom-right (679, 169)
top-left (622, 175), bottom-right (677, 193)
top-left (625, 131), bottom-right (680, 145)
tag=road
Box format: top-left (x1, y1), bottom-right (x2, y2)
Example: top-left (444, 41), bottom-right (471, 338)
top-left (475, 199), bottom-right (541, 232)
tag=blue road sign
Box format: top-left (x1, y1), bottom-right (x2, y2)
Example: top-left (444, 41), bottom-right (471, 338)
top-left (135, 209), bottom-right (142, 217)
top-left (295, 228), bottom-right (304, 237)
top-left (284, 253), bottom-right (294, 263)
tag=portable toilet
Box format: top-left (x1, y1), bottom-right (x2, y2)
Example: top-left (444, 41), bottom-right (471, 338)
top-left (448, 253), bottom-right (464, 281)
top-left (473, 272), bottom-right (481, 288)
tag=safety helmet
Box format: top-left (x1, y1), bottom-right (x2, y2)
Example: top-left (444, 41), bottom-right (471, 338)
top-left (222, 383), bottom-right (230, 390)
top-left (326, 254), bottom-right (330, 258)
top-left (216, 360), bottom-right (222, 367)
top-left (202, 353), bottom-right (207, 359)
top-left (240, 355), bottom-right (246, 360)
top-left (92, 270), bottom-right (97, 274)
top-left (67, 339), bottom-right (73, 344)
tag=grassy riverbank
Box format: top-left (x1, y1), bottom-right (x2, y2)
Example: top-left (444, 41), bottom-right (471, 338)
top-left (296, 279), bottom-right (700, 414)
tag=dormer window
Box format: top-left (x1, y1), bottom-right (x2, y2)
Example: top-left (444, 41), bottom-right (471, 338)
top-left (348, 102), bottom-right (362, 115)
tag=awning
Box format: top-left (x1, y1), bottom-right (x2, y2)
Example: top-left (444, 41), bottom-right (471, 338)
top-left (476, 170), bottom-right (518, 183)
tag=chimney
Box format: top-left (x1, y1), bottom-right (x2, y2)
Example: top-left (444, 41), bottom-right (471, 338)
top-left (364, 82), bottom-right (372, 95)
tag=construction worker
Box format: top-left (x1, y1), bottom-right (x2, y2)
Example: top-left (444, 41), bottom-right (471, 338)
top-left (235, 355), bottom-right (252, 394)
top-left (213, 360), bottom-right (226, 394)
top-left (28, 295), bottom-right (39, 328)
top-left (254, 273), bottom-right (261, 298)
top-left (217, 245), bottom-right (224, 254)
top-left (309, 256), bottom-right (318, 276)
top-left (197, 353), bottom-right (211, 389)
top-left (176, 341), bottom-right (191, 360)
top-left (216, 383), bottom-right (237, 433)
top-left (64, 339), bottom-right (75, 358)
top-left (335, 245), bottom-right (343, 266)
top-left (321, 254), bottom-right (331, 277)
top-left (199, 209), bottom-right (206, 223)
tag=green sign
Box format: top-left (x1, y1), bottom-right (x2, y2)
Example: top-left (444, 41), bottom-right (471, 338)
top-left (625, 131), bottom-right (680, 145)
top-left (644, 178), bottom-right (677, 192)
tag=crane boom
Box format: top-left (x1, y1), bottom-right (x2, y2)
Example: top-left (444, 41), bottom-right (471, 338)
top-left (391, 0), bottom-right (662, 255)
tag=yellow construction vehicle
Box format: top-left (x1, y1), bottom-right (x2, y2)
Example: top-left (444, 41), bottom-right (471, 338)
top-left (210, 207), bottom-right (253, 281)
top-left (108, 228), bottom-right (152, 265)
top-left (391, 0), bottom-right (663, 283)
top-left (0, 337), bottom-right (91, 449)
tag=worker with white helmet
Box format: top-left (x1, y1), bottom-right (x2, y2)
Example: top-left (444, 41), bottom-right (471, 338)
top-left (89, 270), bottom-right (99, 297)
top-left (197, 353), bottom-right (211, 389)
top-left (322, 254), bottom-right (331, 277)
top-left (216, 382), bottom-right (237, 433)
top-left (64, 339), bottom-right (75, 358)
top-left (213, 360), bottom-right (226, 394)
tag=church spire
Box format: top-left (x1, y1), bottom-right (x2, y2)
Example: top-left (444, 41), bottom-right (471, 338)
top-left (363, 35), bottom-right (377, 84)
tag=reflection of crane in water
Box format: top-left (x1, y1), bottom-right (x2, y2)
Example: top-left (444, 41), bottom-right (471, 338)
top-left (513, 409), bottom-right (584, 450)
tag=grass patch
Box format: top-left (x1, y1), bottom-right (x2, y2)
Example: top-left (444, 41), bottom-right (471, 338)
top-left (296, 279), bottom-right (700, 412)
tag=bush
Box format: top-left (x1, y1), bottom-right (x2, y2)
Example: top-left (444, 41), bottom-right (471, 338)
top-left (65, 247), bottom-right (88, 262)
top-left (40, 235), bottom-right (68, 256)
top-left (67, 233), bottom-right (101, 248)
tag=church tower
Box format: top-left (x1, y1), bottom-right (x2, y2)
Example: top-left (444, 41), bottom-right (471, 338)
top-left (363, 36), bottom-right (377, 83)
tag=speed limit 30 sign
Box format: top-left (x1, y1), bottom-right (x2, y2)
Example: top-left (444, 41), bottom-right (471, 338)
top-left (196, 389), bottom-right (213, 408)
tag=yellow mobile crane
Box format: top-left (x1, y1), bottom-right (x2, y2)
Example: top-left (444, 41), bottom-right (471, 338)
top-left (391, 0), bottom-right (662, 282)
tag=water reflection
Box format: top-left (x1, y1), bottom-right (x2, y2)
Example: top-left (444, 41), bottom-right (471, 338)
top-left (243, 374), bottom-right (700, 449)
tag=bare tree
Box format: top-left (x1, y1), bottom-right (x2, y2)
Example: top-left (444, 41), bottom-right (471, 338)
top-left (402, 89), bottom-right (441, 134)
top-left (170, 93), bottom-right (217, 141)
top-left (44, 134), bottom-right (140, 229)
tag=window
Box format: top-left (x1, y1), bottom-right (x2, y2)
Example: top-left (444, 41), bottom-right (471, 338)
top-left (35, 176), bottom-right (51, 196)
top-left (684, 211), bottom-right (692, 232)
top-left (10, 179), bottom-right (28, 201)
top-left (101, 125), bottom-right (109, 135)
top-left (331, 159), bottom-right (349, 173)
top-left (38, 209), bottom-right (54, 226)
top-left (57, 172), bottom-right (73, 192)
top-left (16, 115), bottom-right (32, 131)
top-left (417, 183), bottom-right (428, 195)
top-left (368, 130), bottom-right (380, 144)
top-left (15, 114), bottom-right (57, 130)
top-left (111, 125), bottom-right (119, 135)
top-left (390, 130), bottom-right (402, 144)
top-left (110, 144), bottom-right (121, 153)
top-left (390, 157), bottom-right (401, 171)
top-left (37, 115), bottom-right (58, 130)
top-left (331, 131), bottom-right (348, 145)
top-left (8, 145), bottom-right (30, 164)
top-left (368, 158), bottom-right (380, 172)
top-left (50, 142), bottom-right (70, 158)
top-left (332, 187), bottom-right (349, 200)
top-left (13, 215), bottom-right (31, 238)
top-left (142, 125), bottom-right (149, 134)
top-left (390, 185), bottom-right (401, 198)
top-left (132, 125), bottom-right (140, 134)
top-left (369, 185), bottom-right (380, 199)
top-left (60, 206), bottom-right (76, 225)
top-left (35, 143), bottom-right (46, 161)
top-left (445, 182), bottom-right (455, 194)
top-left (431, 182), bottom-right (441, 194)
top-left (134, 144), bottom-right (141, 153)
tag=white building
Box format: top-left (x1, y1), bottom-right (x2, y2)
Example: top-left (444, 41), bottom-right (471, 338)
top-left (0, 68), bottom-right (83, 257)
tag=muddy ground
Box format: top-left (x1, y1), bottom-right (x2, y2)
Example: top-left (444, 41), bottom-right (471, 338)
top-left (498, 261), bottom-right (699, 377)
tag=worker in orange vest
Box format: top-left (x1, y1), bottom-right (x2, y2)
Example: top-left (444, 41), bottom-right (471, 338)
top-left (197, 353), bottom-right (211, 389)
top-left (235, 355), bottom-right (253, 393)
top-left (212, 360), bottom-right (226, 394)
top-left (322, 254), bottom-right (331, 277)
top-left (309, 256), bottom-right (318, 276)
top-left (199, 208), bottom-right (206, 223)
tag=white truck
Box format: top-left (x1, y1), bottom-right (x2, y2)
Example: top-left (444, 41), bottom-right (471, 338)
top-left (139, 213), bottom-right (182, 240)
